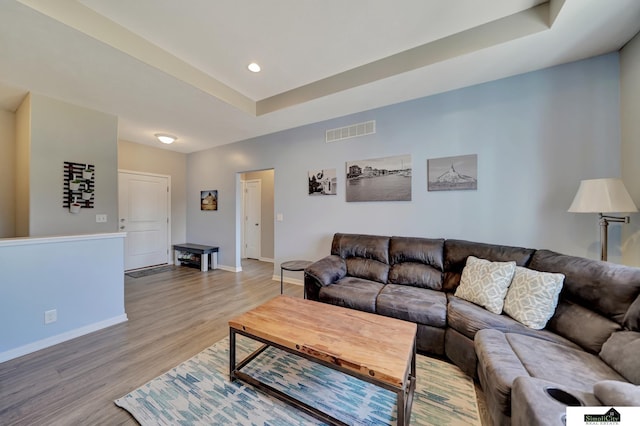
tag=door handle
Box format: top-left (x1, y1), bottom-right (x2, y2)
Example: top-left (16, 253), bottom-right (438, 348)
top-left (255, 223), bottom-right (259, 226)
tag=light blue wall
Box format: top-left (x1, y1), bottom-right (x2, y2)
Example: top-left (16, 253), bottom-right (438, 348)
top-left (187, 54), bottom-right (622, 272)
top-left (0, 233), bottom-right (126, 362)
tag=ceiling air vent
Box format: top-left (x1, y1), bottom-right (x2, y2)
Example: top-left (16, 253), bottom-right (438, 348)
top-left (326, 120), bottom-right (375, 143)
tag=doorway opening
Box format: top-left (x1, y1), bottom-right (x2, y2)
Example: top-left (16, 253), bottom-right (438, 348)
top-left (239, 169), bottom-right (274, 267)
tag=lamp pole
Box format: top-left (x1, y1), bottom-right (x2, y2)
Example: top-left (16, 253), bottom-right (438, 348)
top-left (599, 214), bottom-right (630, 261)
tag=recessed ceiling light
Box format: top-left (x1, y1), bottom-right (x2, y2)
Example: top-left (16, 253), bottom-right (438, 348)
top-left (247, 62), bottom-right (261, 73)
top-left (155, 133), bottom-right (177, 144)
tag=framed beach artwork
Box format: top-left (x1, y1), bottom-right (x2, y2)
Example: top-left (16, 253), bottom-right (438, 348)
top-left (346, 154), bottom-right (412, 202)
top-left (427, 154), bottom-right (477, 191)
top-left (308, 169), bottom-right (337, 196)
top-left (201, 190), bottom-right (218, 210)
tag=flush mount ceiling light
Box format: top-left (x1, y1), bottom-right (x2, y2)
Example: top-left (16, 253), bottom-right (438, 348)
top-left (247, 62), bottom-right (261, 73)
top-left (155, 133), bottom-right (177, 144)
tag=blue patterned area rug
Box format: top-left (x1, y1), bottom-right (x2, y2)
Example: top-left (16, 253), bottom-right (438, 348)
top-left (115, 335), bottom-right (481, 425)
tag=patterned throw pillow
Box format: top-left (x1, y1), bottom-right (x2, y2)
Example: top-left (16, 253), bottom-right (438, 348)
top-left (455, 256), bottom-right (516, 314)
top-left (503, 266), bottom-right (564, 329)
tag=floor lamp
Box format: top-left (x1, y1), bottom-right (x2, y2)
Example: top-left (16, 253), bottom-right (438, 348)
top-left (568, 178), bottom-right (638, 261)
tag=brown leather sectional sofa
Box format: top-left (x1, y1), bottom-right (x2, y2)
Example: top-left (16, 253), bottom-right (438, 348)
top-left (304, 233), bottom-right (640, 425)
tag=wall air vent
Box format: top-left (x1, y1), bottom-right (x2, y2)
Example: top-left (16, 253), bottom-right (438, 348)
top-left (326, 120), bottom-right (375, 143)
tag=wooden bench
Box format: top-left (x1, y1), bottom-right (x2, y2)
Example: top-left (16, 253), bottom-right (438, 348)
top-left (173, 243), bottom-right (219, 272)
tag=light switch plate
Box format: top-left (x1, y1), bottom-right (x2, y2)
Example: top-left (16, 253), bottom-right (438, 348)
top-left (96, 214), bottom-right (107, 223)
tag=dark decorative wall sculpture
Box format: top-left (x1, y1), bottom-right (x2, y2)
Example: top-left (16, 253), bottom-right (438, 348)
top-left (63, 161), bottom-right (95, 211)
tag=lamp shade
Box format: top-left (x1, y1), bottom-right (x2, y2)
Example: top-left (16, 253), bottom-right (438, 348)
top-left (568, 178), bottom-right (638, 213)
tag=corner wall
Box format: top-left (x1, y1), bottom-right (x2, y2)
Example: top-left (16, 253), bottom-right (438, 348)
top-left (15, 94), bottom-right (31, 237)
top-left (187, 54), bottom-right (625, 270)
top-left (621, 30), bottom-right (640, 266)
top-left (27, 94), bottom-right (119, 236)
top-left (0, 109), bottom-right (16, 238)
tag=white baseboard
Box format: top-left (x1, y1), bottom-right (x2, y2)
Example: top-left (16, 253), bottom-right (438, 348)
top-left (0, 314), bottom-right (128, 363)
top-left (272, 275), bottom-right (304, 286)
top-left (217, 264), bottom-right (242, 273)
top-left (259, 257), bottom-right (274, 263)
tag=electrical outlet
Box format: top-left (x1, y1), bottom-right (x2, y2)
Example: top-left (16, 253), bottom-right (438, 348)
top-left (44, 309), bottom-right (57, 324)
top-left (96, 214), bottom-right (107, 223)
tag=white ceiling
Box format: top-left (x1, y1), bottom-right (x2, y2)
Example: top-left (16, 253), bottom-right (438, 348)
top-left (0, 0), bottom-right (639, 153)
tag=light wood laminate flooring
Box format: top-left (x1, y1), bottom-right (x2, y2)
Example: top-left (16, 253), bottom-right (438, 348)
top-left (1, 260), bottom-right (302, 425)
top-left (1, 259), bottom-right (489, 425)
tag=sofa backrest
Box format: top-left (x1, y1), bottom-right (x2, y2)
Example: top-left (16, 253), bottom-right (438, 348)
top-left (442, 239), bottom-right (535, 292)
top-left (529, 249), bottom-right (640, 353)
top-left (328, 233), bottom-right (640, 354)
top-left (330, 233), bottom-right (445, 287)
top-left (331, 233), bottom-right (390, 283)
top-left (388, 237), bottom-right (444, 290)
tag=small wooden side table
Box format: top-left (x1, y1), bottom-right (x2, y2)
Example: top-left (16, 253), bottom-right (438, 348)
top-left (280, 260), bottom-right (313, 294)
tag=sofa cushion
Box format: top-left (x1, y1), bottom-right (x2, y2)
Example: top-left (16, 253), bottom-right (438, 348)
top-left (346, 257), bottom-right (389, 283)
top-left (447, 295), bottom-right (579, 347)
top-left (600, 331), bottom-right (640, 384)
top-left (376, 284), bottom-right (447, 327)
top-left (318, 277), bottom-right (384, 313)
top-left (547, 300), bottom-right (621, 354)
top-left (388, 262), bottom-right (442, 290)
top-left (455, 256), bottom-right (516, 314)
top-left (529, 249), bottom-right (640, 326)
top-left (443, 239), bottom-right (535, 292)
top-left (593, 380), bottom-right (640, 406)
top-left (503, 266), bottom-right (564, 329)
top-left (503, 333), bottom-right (624, 392)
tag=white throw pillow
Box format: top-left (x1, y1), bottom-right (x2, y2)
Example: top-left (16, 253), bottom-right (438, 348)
top-left (503, 266), bottom-right (564, 329)
top-left (455, 256), bottom-right (516, 314)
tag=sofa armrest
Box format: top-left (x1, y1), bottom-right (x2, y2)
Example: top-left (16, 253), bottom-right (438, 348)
top-left (511, 376), bottom-right (600, 426)
top-left (304, 255), bottom-right (346, 300)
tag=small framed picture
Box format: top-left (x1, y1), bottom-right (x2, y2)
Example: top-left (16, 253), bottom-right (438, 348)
top-left (308, 169), bottom-right (337, 195)
top-left (427, 154), bottom-right (477, 191)
top-left (201, 190), bottom-right (218, 210)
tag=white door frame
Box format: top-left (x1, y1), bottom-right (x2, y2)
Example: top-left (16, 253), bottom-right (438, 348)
top-left (118, 169), bottom-right (172, 267)
top-left (241, 179), bottom-right (247, 259)
top-left (242, 178), bottom-right (261, 259)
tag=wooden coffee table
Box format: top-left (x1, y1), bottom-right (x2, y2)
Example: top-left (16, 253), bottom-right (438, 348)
top-left (229, 295), bottom-right (417, 425)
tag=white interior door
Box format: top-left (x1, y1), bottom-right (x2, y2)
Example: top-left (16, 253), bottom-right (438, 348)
top-left (244, 180), bottom-right (261, 259)
top-left (119, 171), bottom-right (170, 270)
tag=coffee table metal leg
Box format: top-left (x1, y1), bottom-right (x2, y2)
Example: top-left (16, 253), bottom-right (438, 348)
top-left (229, 329), bottom-right (236, 382)
top-left (398, 340), bottom-right (417, 425)
top-left (280, 266), bottom-right (284, 294)
top-left (397, 388), bottom-right (406, 426)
